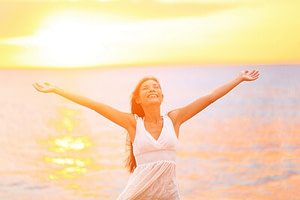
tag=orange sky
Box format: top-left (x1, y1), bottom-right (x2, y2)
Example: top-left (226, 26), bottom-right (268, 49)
top-left (0, 0), bottom-right (299, 68)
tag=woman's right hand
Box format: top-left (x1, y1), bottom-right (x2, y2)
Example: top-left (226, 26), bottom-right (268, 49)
top-left (32, 82), bottom-right (56, 93)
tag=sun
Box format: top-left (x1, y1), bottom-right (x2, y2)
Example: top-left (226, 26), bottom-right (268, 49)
top-left (4, 10), bottom-right (129, 68)
top-left (1, 1), bottom-right (299, 68)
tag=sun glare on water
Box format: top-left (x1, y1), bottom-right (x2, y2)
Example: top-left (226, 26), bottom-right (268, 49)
top-left (43, 135), bottom-right (94, 180)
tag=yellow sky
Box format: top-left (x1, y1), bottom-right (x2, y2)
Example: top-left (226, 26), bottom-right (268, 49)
top-left (0, 0), bottom-right (299, 68)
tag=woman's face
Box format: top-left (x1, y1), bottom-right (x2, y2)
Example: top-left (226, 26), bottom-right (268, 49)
top-left (137, 79), bottom-right (163, 106)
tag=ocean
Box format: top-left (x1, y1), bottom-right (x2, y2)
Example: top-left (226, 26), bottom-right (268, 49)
top-left (0, 65), bottom-right (299, 199)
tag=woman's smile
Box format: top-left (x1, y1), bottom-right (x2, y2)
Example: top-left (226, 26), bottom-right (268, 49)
top-left (148, 93), bottom-right (158, 98)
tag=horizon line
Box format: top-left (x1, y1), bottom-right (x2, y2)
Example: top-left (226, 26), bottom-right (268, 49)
top-left (1, 63), bottom-right (299, 70)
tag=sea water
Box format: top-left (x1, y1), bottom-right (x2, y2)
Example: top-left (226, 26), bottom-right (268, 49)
top-left (0, 65), bottom-right (299, 199)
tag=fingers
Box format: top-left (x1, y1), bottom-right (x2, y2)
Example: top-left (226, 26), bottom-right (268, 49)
top-left (252, 70), bottom-right (260, 77)
top-left (249, 70), bottom-right (260, 80)
top-left (32, 83), bottom-right (40, 91)
top-left (32, 82), bottom-right (43, 91)
top-left (246, 70), bottom-right (259, 76)
top-left (33, 82), bottom-right (48, 92)
top-left (32, 82), bottom-right (55, 93)
top-left (249, 70), bottom-right (258, 75)
top-left (35, 82), bottom-right (43, 88)
top-left (32, 83), bottom-right (39, 89)
top-left (242, 69), bottom-right (259, 81)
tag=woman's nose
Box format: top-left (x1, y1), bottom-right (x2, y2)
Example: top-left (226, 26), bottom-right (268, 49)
top-left (149, 87), bottom-right (155, 92)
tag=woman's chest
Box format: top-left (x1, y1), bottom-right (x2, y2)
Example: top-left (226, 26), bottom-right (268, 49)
top-left (144, 121), bottom-right (163, 140)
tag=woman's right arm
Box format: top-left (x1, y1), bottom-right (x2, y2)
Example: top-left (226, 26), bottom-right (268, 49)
top-left (32, 82), bottom-right (135, 131)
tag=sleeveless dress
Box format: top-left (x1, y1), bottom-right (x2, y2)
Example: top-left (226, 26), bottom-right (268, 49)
top-left (117, 115), bottom-right (180, 200)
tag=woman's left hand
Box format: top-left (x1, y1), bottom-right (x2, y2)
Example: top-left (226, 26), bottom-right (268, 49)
top-left (239, 70), bottom-right (260, 82)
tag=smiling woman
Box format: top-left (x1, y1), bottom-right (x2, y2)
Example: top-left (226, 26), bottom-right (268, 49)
top-left (32, 69), bottom-right (260, 199)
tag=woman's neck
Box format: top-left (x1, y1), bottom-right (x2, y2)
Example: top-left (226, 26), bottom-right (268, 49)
top-left (143, 107), bottom-right (161, 123)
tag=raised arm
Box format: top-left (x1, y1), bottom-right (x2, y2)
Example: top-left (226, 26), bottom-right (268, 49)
top-left (32, 82), bottom-right (135, 131)
top-left (169, 70), bottom-right (260, 133)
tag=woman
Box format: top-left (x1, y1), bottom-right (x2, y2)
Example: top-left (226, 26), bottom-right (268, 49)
top-left (33, 70), bottom-right (259, 199)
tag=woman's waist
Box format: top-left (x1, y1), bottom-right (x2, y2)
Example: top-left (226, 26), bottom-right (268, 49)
top-left (134, 149), bottom-right (177, 165)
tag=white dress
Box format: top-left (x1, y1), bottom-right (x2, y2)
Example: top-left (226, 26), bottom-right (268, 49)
top-left (117, 115), bottom-right (180, 200)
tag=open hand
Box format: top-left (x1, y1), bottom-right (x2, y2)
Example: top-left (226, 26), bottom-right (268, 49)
top-left (32, 82), bottom-right (56, 93)
top-left (239, 70), bottom-right (260, 81)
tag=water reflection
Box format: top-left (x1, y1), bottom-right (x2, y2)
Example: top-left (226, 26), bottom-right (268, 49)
top-left (41, 107), bottom-right (95, 181)
top-left (47, 135), bottom-right (91, 153)
top-left (47, 107), bottom-right (82, 133)
top-left (44, 136), bottom-right (92, 180)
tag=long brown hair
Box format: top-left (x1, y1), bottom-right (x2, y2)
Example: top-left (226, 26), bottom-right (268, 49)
top-left (125, 76), bottom-right (161, 173)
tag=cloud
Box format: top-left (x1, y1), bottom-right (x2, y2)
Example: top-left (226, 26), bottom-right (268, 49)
top-left (0, 1), bottom-right (237, 38)
top-left (0, 0), bottom-right (299, 67)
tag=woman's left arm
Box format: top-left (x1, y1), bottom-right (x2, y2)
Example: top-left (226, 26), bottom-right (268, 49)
top-left (169, 70), bottom-right (260, 129)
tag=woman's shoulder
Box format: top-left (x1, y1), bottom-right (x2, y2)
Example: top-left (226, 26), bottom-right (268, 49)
top-left (166, 109), bottom-right (179, 121)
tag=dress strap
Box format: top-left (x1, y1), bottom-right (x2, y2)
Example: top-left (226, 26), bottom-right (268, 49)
top-left (132, 115), bottom-right (142, 146)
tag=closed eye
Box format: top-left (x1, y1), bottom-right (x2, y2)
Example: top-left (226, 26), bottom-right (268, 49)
top-left (142, 86), bottom-right (149, 90)
top-left (153, 84), bottom-right (160, 89)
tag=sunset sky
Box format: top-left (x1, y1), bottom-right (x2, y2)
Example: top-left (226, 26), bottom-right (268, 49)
top-left (0, 0), bottom-right (299, 68)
